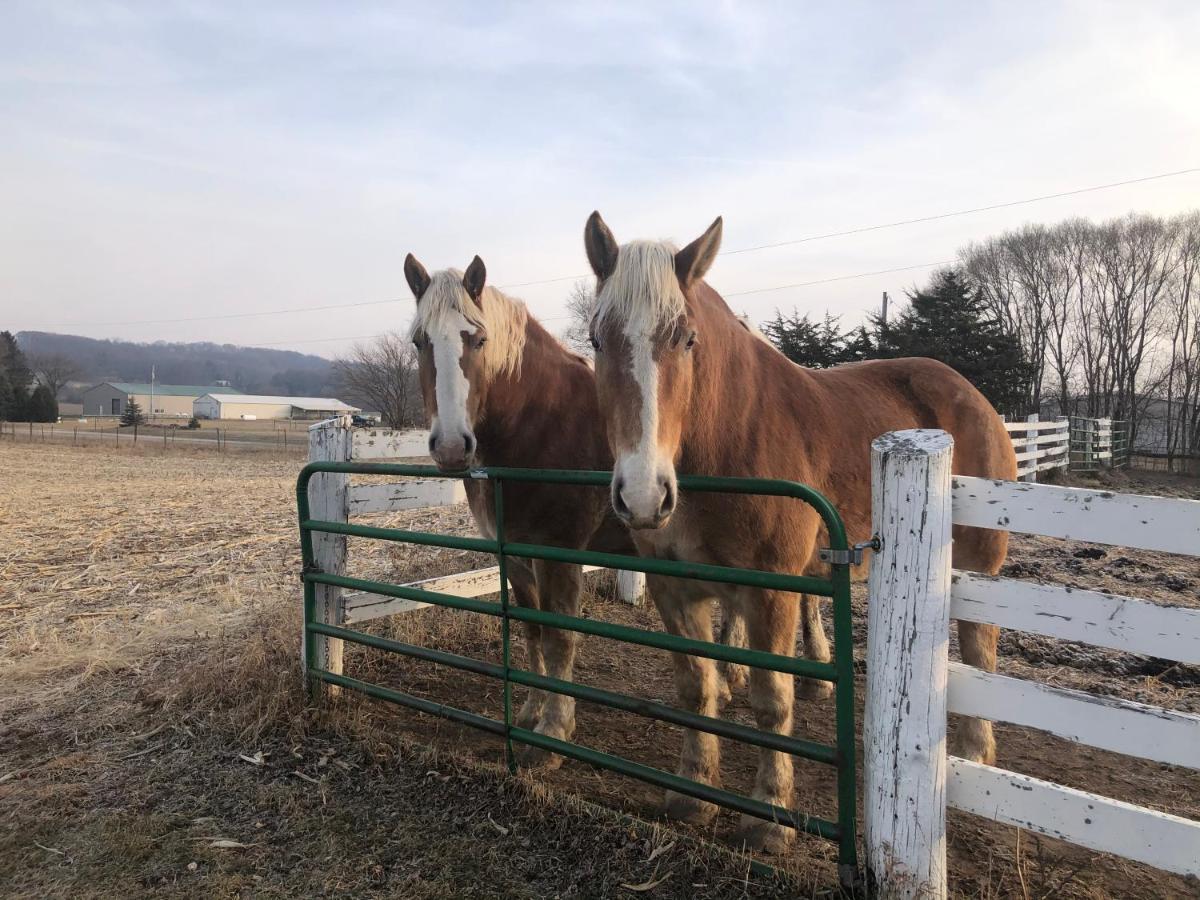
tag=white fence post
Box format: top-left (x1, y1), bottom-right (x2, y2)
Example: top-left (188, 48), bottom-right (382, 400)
top-left (1024, 413), bottom-right (1039, 482)
top-left (306, 417), bottom-right (353, 691)
top-left (866, 429), bottom-right (954, 900)
top-left (1099, 417), bottom-right (1112, 469)
top-left (615, 570), bottom-right (645, 605)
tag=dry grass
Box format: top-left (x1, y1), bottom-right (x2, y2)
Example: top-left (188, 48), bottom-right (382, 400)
top-left (2, 441), bottom-right (1198, 898)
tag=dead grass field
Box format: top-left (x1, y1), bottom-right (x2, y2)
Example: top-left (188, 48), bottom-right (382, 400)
top-left (1, 441), bottom-right (1198, 898)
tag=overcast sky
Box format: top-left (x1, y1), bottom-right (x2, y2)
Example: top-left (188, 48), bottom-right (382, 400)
top-left (2, 1), bottom-right (1198, 358)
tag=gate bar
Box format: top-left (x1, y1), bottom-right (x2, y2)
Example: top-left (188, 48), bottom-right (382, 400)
top-left (305, 570), bottom-right (838, 681)
top-left (307, 621), bottom-right (838, 764)
top-left (308, 666), bottom-right (841, 842)
top-left (301, 519), bottom-right (834, 598)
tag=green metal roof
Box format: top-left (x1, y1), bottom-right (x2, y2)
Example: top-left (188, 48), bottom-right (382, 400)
top-left (98, 382), bottom-right (243, 397)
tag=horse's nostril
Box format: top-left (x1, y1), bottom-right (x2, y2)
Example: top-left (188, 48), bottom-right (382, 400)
top-left (613, 478), bottom-right (631, 519)
top-left (463, 432), bottom-right (476, 456)
top-left (428, 433), bottom-right (438, 455)
top-left (658, 480), bottom-right (676, 518)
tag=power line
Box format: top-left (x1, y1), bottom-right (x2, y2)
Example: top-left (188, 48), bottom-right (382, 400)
top-left (724, 260), bottom-right (951, 297)
top-left (722, 166), bottom-right (1200, 255)
top-left (246, 261), bottom-right (949, 349)
top-left (20, 165), bottom-right (1197, 331)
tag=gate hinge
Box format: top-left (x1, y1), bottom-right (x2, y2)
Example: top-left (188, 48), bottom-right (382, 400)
top-left (301, 562), bottom-right (324, 580)
top-left (818, 535), bottom-right (881, 566)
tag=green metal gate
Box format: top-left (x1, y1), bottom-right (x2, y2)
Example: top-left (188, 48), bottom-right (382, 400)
top-left (297, 463), bottom-right (859, 873)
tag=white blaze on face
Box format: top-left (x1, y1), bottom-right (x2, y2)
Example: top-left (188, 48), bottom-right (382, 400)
top-left (613, 330), bottom-right (676, 524)
top-left (428, 309), bottom-right (475, 458)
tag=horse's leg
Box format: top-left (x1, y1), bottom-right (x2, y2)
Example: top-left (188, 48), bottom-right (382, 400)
top-left (508, 561), bottom-right (545, 731)
top-left (797, 596), bottom-right (833, 700)
top-left (717, 603), bottom-right (747, 706)
top-left (515, 560), bottom-right (582, 770)
top-left (951, 523), bottom-right (1007, 765)
top-left (651, 574), bottom-right (722, 826)
top-left (733, 588), bottom-right (800, 853)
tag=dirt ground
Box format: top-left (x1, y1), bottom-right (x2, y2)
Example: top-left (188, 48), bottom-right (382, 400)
top-left (1, 442), bottom-right (1197, 898)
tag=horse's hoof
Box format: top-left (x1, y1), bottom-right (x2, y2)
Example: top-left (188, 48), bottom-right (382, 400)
top-left (662, 790), bottom-right (719, 826)
top-left (798, 678), bottom-right (834, 701)
top-left (515, 743), bottom-right (565, 771)
top-left (731, 817), bottom-right (794, 854)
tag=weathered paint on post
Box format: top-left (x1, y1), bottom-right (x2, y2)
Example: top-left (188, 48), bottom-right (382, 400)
top-left (306, 417), bottom-right (353, 688)
top-left (866, 429), bottom-right (953, 900)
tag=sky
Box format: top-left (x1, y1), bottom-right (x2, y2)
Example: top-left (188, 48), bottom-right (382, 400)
top-left (2, 0), bottom-right (1199, 358)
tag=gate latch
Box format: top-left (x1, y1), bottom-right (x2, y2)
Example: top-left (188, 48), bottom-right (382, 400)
top-left (818, 535), bottom-right (881, 566)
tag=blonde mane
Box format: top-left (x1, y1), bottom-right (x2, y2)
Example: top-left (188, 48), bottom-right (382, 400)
top-left (595, 240), bottom-right (686, 335)
top-left (409, 269), bottom-right (528, 377)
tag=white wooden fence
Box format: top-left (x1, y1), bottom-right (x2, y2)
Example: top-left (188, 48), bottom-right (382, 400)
top-left (865, 429), bottom-right (1200, 899)
top-left (1001, 414), bottom-right (1069, 481)
top-left (305, 417), bottom-right (645, 680)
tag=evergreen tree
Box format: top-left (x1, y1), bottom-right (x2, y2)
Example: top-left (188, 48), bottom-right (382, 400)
top-left (26, 384), bottom-right (58, 422)
top-left (120, 397), bottom-right (147, 426)
top-left (0, 331), bottom-right (31, 418)
top-left (0, 371), bottom-right (15, 422)
top-left (760, 310), bottom-right (846, 368)
top-left (880, 269), bottom-right (1032, 412)
top-left (839, 325), bottom-right (876, 364)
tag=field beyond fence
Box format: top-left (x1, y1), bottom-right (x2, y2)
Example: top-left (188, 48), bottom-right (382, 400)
top-left (0, 418), bottom-right (307, 454)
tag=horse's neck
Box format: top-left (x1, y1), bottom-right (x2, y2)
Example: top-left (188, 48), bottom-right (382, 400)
top-left (682, 289), bottom-right (819, 476)
top-left (476, 319), bottom-right (583, 461)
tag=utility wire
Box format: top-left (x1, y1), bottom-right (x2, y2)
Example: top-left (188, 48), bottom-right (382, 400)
top-left (721, 167), bottom-right (1200, 255)
top-left (20, 165), bottom-right (1197, 331)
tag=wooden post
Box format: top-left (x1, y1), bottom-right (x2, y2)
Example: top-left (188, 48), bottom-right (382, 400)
top-left (1025, 413), bottom-right (1039, 482)
top-left (1055, 416), bottom-right (1069, 475)
top-left (866, 429), bottom-right (953, 900)
top-left (1099, 417), bottom-right (1112, 470)
top-left (306, 418), bottom-right (353, 691)
top-left (615, 571), bottom-right (645, 606)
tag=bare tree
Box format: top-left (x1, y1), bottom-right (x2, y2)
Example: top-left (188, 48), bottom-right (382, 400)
top-left (333, 333), bottom-right (422, 428)
top-left (1163, 212), bottom-right (1200, 465)
top-left (30, 353), bottom-right (79, 399)
top-left (963, 211), bottom-right (1195, 448)
top-left (560, 280), bottom-right (595, 358)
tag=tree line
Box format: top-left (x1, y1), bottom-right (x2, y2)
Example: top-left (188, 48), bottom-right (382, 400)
top-left (760, 270), bottom-right (1031, 414)
top-left (962, 211), bottom-right (1200, 460)
top-left (336, 210), bottom-right (1200, 465)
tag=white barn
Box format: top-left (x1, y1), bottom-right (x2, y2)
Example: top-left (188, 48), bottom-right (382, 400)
top-left (194, 393), bottom-right (359, 421)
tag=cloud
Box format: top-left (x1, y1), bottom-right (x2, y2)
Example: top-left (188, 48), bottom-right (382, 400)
top-left (1, 1), bottom-right (1198, 354)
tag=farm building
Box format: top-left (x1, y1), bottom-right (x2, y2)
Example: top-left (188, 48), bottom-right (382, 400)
top-left (81, 382), bottom-right (240, 417)
top-left (193, 393), bottom-right (358, 420)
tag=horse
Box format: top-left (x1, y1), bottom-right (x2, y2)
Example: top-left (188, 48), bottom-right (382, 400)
top-left (403, 253), bottom-right (644, 767)
top-left (582, 212), bottom-right (1015, 852)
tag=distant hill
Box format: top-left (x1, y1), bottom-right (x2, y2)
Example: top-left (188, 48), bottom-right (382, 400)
top-left (17, 332), bottom-right (346, 403)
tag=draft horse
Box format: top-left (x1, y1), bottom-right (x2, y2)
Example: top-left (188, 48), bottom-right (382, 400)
top-left (403, 254), bottom-right (639, 767)
top-left (583, 213), bottom-right (1015, 851)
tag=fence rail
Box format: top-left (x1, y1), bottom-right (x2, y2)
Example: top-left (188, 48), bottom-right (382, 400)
top-left (866, 429), bottom-right (1200, 898)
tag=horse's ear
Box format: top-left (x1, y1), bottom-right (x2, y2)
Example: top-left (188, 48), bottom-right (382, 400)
top-left (463, 255), bottom-right (487, 301)
top-left (675, 216), bottom-right (723, 290)
top-left (584, 211), bottom-right (619, 280)
top-left (405, 253), bottom-right (431, 301)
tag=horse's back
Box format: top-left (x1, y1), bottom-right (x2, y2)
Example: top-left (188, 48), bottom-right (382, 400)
top-left (805, 356), bottom-right (1014, 575)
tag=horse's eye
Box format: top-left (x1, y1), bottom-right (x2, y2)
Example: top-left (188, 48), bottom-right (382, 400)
top-left (475, 335), bottom-right (487, 350)
top-left (590, 336), bottom-right (601, 352)
top-left (685, 331), bottom-right (697, 350)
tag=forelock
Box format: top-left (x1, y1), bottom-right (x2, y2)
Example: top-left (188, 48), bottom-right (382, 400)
top-left (595, 240), bottom-right (685, 336)
top-left (409, 269), bottom-right (527, 377)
